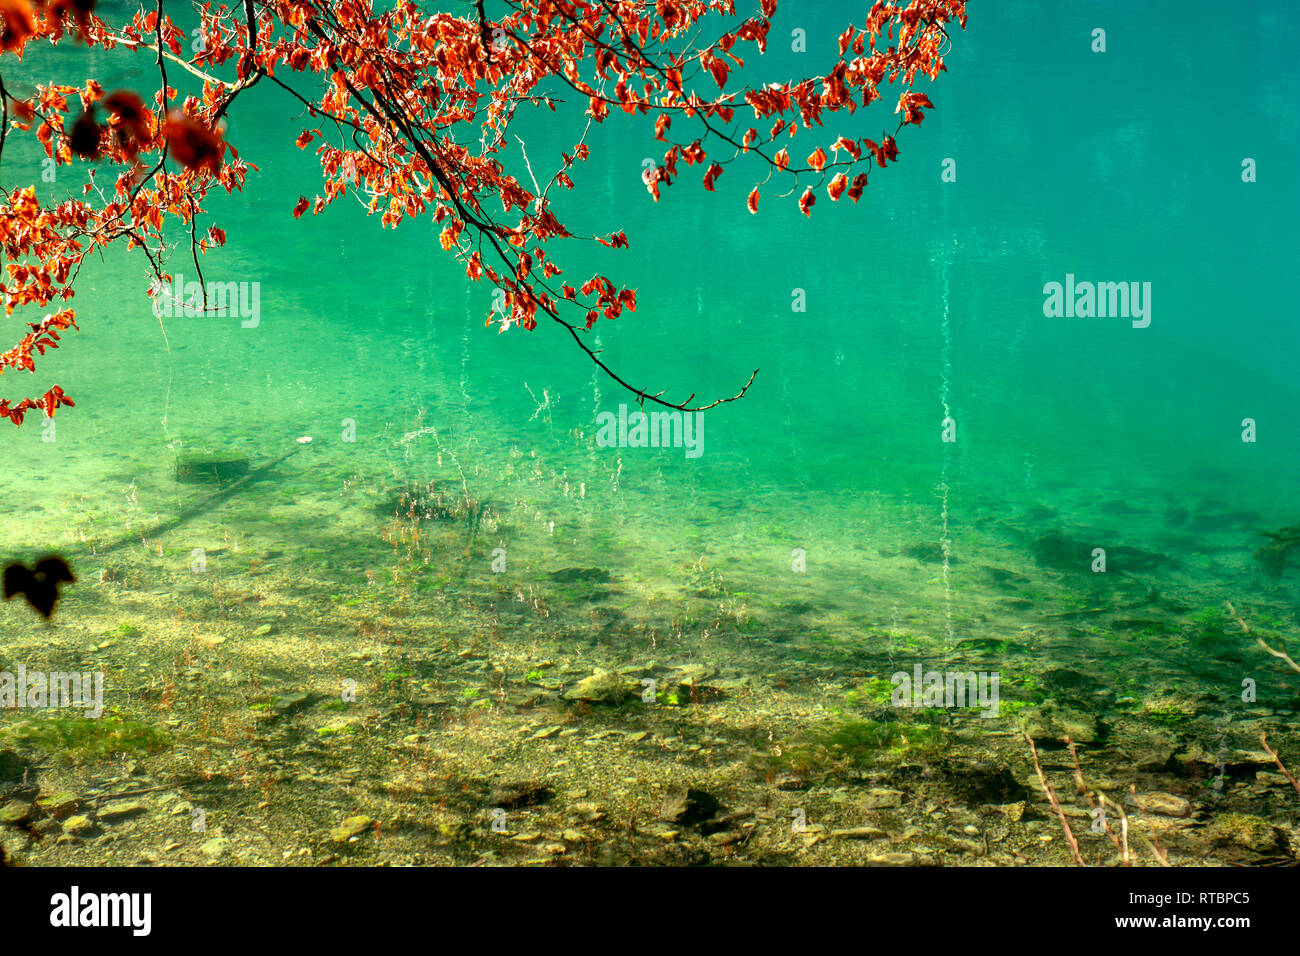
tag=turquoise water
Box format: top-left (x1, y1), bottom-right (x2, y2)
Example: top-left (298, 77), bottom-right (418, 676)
top-left (3, 1), bottom-right (1300, 866)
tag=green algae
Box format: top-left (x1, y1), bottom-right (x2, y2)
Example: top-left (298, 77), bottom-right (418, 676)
top-left (2, 715), bottom-right (172, 763)
top-left (759, 718), bottom-right (942, 779)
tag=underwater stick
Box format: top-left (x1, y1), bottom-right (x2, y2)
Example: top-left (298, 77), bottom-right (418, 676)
top-left (1259, 733), bottom-right (1300, 800)
top-left (1065, 735), bottom-right (1126, 864)
top-left (1135, 824), bottom-right (1172, 867)
top-left (1024, 731), bottom-right (1086, 866)
top-left (1096, 791), bottom-right (1133, 867)
top-left (77, 436), bottom-right (315, 560)
top-left (1225, 601), bottom-right (1300, 675)
top-left (92, 777), bottom-right (204, 806)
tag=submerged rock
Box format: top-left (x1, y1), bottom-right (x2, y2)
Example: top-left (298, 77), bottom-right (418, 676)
top-left (1030, 532), bottom-right (1167, 572)
top-left (1142, 693), bottom-right (1199, 723)
top-left (0, 799), bottom-right (32, 826)
top-left (830, 826), bottom-right (887, 840)
top-left (1255, 526), bottom-right (1300, 580)
top-left (1200, 813), bottom-right (1291, 864)
top-left (1042, 668), bottom-right (1099, 698)
top-left (562, 669), bottom-right (631, 704)
top-left (659, 787), bottom-right (720, 826)
top-left (668, 664), bottom-right (728, 704)
top-left (63, 814), bottom-right (96, 836)
top-left (329, 815), bottom-right (373, 842)
top-left (1132, 745), bottom-right (1178, 773)
top-left (488, 781), bottom-right (554, 810)
top-left (980, 566), bottom-right (1025, 589)
top-left (859, 788), bottom-right (904, 810)
top-left (0, 829), bottom-right (30, 862)
top-left (1129, 792), bottom-right (1192, 817)
top-left (1018, 701), bottom-right (1104, 745)
top-left (1105, 545), bottom-right (1171, 572)
top-left (271, 691), bottom-right (316, 716)
top-left (97, 800), bottom-right (148, 823)
top-left (1032, 531), bottom-right (1091, 571)
top-left (899, 542), bottom-right (956, 565)
top-left (200, 836), bottom-right (232, 858)
top-left (1191, 510), bottom-right (1261, 533)
top-left (36, 793), bottom-right (79, 819)
top-left (937, 758), bottom-right (1028, 805)
top-left (0, 750), bottom-right (28, 784)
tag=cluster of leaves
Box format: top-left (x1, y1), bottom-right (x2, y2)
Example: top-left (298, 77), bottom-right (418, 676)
top-left (0, 0), bottom-right (966, 424)
top-left (0, 307), bottom-right (75, 423)
top-left (1, 0), bottom-right (249, 425)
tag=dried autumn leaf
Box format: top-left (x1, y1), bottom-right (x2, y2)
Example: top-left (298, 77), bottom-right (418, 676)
top-left (68, 112), bottom-right (102, 159)
top-left (0, 0), bottom-right (35, 52)
top-left (897, 91), bottom-right (935, 125)
top-left (798, 186), bottom-right (815, 217)
top-left (163, 111), bottom-right (225, 175)
top-left (832, 135), bottom-right (861, 160)
top-left (746, 187), bottom-right (759, 214)
top-left (9, 96), bottom-right (34, 129)
top-left (708, 56), bottom-right (729, 89)
top-left (47, 0), bottom-right (96, 34)
top-left (102, 90), bottom-right (151, 152)
top-left (702, 162), bottom-right (722, 191)
top-left (847, 173), bottom-right (868, 202)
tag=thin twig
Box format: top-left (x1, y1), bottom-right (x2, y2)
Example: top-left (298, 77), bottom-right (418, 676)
top-left (94, 777), bottom-right (201, 805)
top-left (1226, 600), bottom-right (1300, 674)
top-left (1065, 735), bottom-right (1125, 863)
top-left (1142, 827), bottom-right (1172, 867)
top-left (1260, 732), bottom-right (1300, 799)
top-left (1024, 731), bottom-right (1085, 866)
